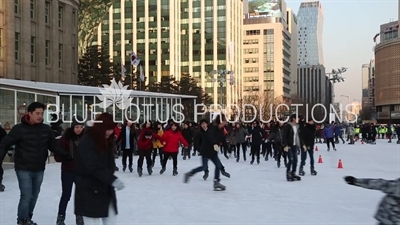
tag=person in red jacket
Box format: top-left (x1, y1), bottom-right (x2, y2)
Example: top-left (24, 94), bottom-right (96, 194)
top-left (160, 122), bottom-right (188, 176)
top-left (137, 121), bottom-right (163, 177)
top-left (54, 116), bottom-right (84, 225)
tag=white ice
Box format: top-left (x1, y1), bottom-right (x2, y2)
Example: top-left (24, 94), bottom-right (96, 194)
top-left (1, 139), bottom-right (399, 225)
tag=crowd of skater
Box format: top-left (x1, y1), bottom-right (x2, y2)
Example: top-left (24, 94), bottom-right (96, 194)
top-left (0, 101), bottom-right (398, 225)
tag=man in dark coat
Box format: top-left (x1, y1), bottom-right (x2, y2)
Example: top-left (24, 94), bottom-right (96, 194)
top-left (299, 118), bottom-right (317, 176)
top-left (184, 115), bottom-right (228, 191)
top-left (0, 102), bottom-right (71, 225)
top-left (248, 120), bottom-right (265, 164)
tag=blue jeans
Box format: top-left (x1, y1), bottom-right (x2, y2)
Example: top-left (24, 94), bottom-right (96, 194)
top-left (286, 146), bottom-right (298, 173)
top-left (191, 155), bottom-right (222, 180)
top-left (15, 170), bottom-right (44, 220)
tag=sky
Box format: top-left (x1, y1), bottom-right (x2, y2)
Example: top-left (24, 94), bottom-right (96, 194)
top-left (285, 0), bottom-right (398, 103)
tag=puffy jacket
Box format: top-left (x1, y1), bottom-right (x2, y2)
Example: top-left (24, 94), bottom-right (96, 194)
top-left (0, 115), bottom-right (69, 172)
top-left (347, 126), bottom-right (355, 136)
top-left (323, 125), bottom-right (335, 138)
top-left (334, 126), bottom-right (342, 136)
top-left (137, 128), bottom-right (163, 150)
top-left (162, 130), bottom-right (188, 153)
top-left (353, 178), bottom-right (400, 224)
top-left (152, 129), bottom-right (164, 148)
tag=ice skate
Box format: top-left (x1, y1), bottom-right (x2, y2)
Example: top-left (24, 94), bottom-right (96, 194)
top-left (56, 214), bottom-right (65, 225)
top-left (183, 155), bottom-right (187, 160)
top-left (292, 172), bottom-right (301, 181)
top-left (286, 172), bottom-right (294, 182)
top-left (0, 183), bottom-right (5, 192)
top-left (221, 170), bottom-right (231, 178)
top-left (213, 179), bottom-right (226, 191)
top-left (310, 168), bottom-right (317, 176)
top-left (122, 165), bottom-right (127, 172)
top-left (137, 167), bottom-right (143, 177)
top-left (203, 171), bottom-right (209, 180)
top-left (173, 167), bottom-right (178, 176)
top-left (257, 158), bottom-right (260, 164)
top-left (160, 167), bottom-right (166, 174)
top-left (17, 219), bottom-right (37, 225)
top-left (333, 148), bottom-right (337, 151)
top-left (184, 172), bottom-right (193, 183)
top-left (327, 148), bottom-right (330, 152)
top-left (277, 161), bottom-right (281, 168)
top-left (147, 167), bottom-right (153, 175)
top-left (115, 166), bottom-right (119, 171)
top-left (299, 167), bottom-right (305, 176)
top-left (129, 166), bottom-right (133, 173)
top-left (236, 157), bottom-right (239, 162)
top-left (76, 215), bottom-right (84, 225)
top-left (250, 159), bottom-right (254, 164)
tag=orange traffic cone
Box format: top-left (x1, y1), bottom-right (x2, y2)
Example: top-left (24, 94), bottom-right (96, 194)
top-left (315, 146), bottom-right (319, 151)
top-left (318, 155), bottom-right (323, 163)
top-left (337, 159), bottom-right (343, 169)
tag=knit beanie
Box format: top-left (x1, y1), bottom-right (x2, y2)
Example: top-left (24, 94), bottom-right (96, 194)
top-left (71, 115), bottom-right (84, 128)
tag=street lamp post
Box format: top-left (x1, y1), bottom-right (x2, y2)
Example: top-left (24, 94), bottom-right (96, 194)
top-left (208, 70), bottom-right (235, 109)
top-left (326, 67), bottom-right (347, 100)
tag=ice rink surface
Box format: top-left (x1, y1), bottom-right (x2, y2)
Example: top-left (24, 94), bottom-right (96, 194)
top-left (1, 139), bottom-right (399, 225)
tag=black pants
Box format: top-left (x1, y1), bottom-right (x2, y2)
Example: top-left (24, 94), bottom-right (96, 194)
top-left (152, 147), bottom-right (163, 166)
top-left (122, 148), bottom-right (133, 167)
top-left (326, 138), bottom-right (335, 149)
top-left (300, 147), bottom-right (315, 169)
top-left (0, 165), bottom-right (3, 183)
top-left (250, 144), bottom-right (260, 161)
top-left (229, 145), bottom-right (235, 154)
top-left (162, 152), bottom-right (178, 169)
top-left (58, 170), bottom-right (76, 215)
top-left (137, 149), bottom-right (152, 169)
top-left (236, 142), bottom-right (247, 160)
top-left (262, 142), bottom-right (273, 157)
top-left (183, 144), bottom-right (192, 157)
top-left (286, 146), bottom-right (298, 173)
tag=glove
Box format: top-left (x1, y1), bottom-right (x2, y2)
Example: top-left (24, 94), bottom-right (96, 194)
top-left (302, 145), bottom-right (307, 152)
top-left (344, 176), bottom-right (356, 185)
top-left (112, 178), bottom-right (125, 191)
top-left (283, 146), bottom-right (289, 152)
top-left (213, 144), bottom-right (219, 152)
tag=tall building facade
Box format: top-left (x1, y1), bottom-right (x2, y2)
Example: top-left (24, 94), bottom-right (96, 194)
top-left (242, 6), bottom-right (296, 103)
top-left (368, 59), bottom-right (376, 119)
top-left (375, 20), bottom-right (400, 122)
top-left (92, 0), bottom-right (243, 106)
top-left (286, 8), bottom-right (298, 95)
top-left (361, 63), bottom-right (370, 109)
top-left (294, 1), bottom-right (330, 106)
top-left (297, 1), bottom-right (324, 66)
top-left (0, 0), bottom-right (79, 84)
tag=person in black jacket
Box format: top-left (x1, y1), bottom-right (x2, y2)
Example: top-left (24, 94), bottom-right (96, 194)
top-left (181, 121), bottom-right (193, 160)
top-left (248, 120), bottom-right (265, 164)
top-left (116, 119), bottom-right (137, 172)
top-left (281, 114), bottom-right (304, 182)
top-left (75, 113), bottom-right (125, 225)
top-left (184, 116), bottom-right (227, 191)
top-left (268, 121), bottom-right (286, 168)
top-left (0, 123), bottom-right (7, 192)
top-left (0, 102), bottom-right (71, 225)
top-left (299, 118), bottom-right (317, 176)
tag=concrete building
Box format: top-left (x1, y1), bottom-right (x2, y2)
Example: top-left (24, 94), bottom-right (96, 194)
top-left (375, 20), bottom-right (400, 122)
top-left (286, 8), bottom-right (298, 95)
top-left (92, 0), bottom-right (243, 106)
top-left (242, 12), bottom-right (294, 103)
top-left (0, 0), bottom-right (79, 84)
top-left (361, 63), bottom-right (370, 109)
top-left (368, 59), bottom-right (376, 119)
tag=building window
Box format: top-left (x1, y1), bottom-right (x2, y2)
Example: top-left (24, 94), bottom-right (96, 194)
top-left (58, 44), bottom-right (63, 68)
top-left (45, 40), bottom-right (50, 66)
top-left (0, 28), bottom-right (2, 58)
top-left (15, 32), bottom-right (20, 60)
top-left (14, 0), bottom-right (19, 14)
top-left (30, 0), bottom-right (35, 19)
top-left (31, 37), bottom-right (36, 64)
top-left (58, 6), bottom-right (63, 28)
top-left (45, 1), bottom-right (50, 24)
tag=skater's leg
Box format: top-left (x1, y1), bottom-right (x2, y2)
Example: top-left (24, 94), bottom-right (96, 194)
top-left (250, 145), bottom-right (256, 161)
top-left (326, 139), bottom-right (330, 149)
top-left (159, 148), bottom-right (164, 165)
top-left (122, 149), bottom-right (128, 167)
top-left (127, 149), bottom-right (133, 168)
top-left (144, 150), bottom-right (152, 168)
top-left (57, 170), bottom-right (75, 216)
top-left (172, 152), bottom-right (178, 168)
top-left (308, 149), bottom-right (315, 169)
top-left (162, 152), bottom-right (170, 168)
top-left (137, 149), bottom-right (145, 169)
top-left (286, 148), bottom-right (294, 173)
top-left (330, 138), bottom-right (336, 149)
top-left (152, 148), bottom-right (157, 163)
top-left (256, 145), bottom-right (261, 161)
top-left (266, 142), bottom-right (272, 157)
top-left (300, 149), bottom-right (307, 168)
top-left (210, 156), bottom-right (221, 180)
top-left (291, 146), bottom-right (298, 173)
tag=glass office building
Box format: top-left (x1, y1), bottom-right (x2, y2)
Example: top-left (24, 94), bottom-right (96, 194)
top-left (297, 1), bottom-right (324, 66)
top-left (92, 0), bottom-right (243, 106)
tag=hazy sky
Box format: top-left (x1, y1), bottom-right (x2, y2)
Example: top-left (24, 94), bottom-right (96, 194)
top-left (286, 0), bottom-right (398, 103)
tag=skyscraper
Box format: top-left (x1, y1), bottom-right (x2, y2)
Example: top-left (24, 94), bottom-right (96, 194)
top-left (361, 63), bottom-right (370, 110)
top-left (92, 0), bottom-right (243, 106)
top-left (297, 1), bottom-right (324, 66)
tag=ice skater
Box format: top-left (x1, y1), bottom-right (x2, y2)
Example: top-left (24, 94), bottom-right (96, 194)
top-left (344, 176), bottom-right (400, 225)
top-left (184, 116), bottom-right (228, 191)
top-left (298, 118), bottom-right (317, 176)
top-left (282, 114), bottom-right (303, 182)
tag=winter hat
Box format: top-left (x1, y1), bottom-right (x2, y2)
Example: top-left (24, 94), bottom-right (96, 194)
top-left (93, 113), bottom-right (117, 130)
top-left (71, 115), bottom-right (84, 128)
